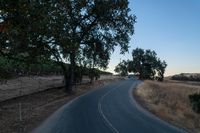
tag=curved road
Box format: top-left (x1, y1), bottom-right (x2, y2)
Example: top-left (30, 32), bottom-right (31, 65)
top-left (33, 79), bottom-right (187, 133)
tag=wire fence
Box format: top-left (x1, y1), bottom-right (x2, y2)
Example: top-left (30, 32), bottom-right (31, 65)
top-left (0, 75), bottom-right (64, 102)
top-left (0, 75), bottom-right (116, 102)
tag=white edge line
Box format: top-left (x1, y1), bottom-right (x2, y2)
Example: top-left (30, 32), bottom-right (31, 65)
top-left (97, 83), bottom-right (126, 133)
top-left (32, 82), bottom-right (117, 133)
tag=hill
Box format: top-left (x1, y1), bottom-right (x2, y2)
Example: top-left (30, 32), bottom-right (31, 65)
top-left (171, 73), bottom-right (200, 81)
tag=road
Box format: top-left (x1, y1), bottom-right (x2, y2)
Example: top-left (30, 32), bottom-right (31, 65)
top-left (33, 79), bottom-right (187, 133)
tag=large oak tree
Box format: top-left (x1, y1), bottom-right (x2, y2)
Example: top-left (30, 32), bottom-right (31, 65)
top-left (0, 0), bottom-right (136, 91)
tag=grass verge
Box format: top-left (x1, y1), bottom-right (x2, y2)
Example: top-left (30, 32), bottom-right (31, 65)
top-left (134, 80), bottom-right (200, 133)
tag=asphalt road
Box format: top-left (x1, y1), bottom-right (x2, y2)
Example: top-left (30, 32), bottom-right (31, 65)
top-left (33, 79), bottom-right (187, 133)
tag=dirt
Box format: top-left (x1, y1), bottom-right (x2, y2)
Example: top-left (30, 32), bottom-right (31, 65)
top-left (0, 77), bottom-right (121, 133)
top-left (134, 80), bottom-right (200, 133)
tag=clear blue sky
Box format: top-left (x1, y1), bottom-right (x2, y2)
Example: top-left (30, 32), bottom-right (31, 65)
top-left (108, 0), bottom-right (200, 76)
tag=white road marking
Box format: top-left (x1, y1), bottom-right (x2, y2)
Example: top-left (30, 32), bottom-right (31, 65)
top-left (98, 83), bottom-right (125, 133)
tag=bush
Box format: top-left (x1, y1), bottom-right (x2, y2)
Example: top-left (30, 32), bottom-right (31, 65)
top-left (189, 93), bottom-right (200, 113)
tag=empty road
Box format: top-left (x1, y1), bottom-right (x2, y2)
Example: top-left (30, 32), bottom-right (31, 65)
top-left (33, 79), bottom-right (187, 133)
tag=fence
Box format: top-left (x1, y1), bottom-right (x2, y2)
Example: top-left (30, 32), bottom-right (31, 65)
top-left (0, 75), bottom-right (117, 102)
top-left (0, 75), bottom-right (64, 102)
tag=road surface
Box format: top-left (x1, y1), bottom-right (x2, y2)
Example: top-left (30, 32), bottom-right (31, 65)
top-left (33, 79), bottom-right (187, 133)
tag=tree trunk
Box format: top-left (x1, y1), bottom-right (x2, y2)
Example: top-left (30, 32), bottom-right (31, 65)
top-left (63, 70), bottom-right (69, 90)
top-left (58, 52), bottom-right (76, 93)
top-left (89, 71), bottom-right (94, 84)
top-left (90, 58), bottom-right (95, 84)
top-left (68, 52), bottom-right (76, 92)
top-left (139, 67), bottom-right (143, 80)
top-left (58, 62), bottom-right (70, 92)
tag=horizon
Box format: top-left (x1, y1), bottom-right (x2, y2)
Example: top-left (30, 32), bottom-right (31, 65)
top-left (107, 0), bottom-right (200, 76)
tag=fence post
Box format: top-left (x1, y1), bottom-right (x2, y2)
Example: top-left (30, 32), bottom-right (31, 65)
top-left (19, 77), bottom-right (22, 121)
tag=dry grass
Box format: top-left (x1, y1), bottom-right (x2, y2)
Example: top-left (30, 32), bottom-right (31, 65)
top-left (134, 80), bottom-right (200, 133)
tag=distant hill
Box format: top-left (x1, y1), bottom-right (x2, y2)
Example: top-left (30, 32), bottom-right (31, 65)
top-left (171, 73), bottom-right (200, 81)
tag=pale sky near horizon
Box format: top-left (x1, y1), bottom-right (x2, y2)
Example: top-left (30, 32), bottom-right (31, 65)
top-left (107, 0), bottom-right (200, 76)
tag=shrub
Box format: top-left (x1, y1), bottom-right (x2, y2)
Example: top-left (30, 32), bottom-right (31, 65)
top-left (189, 93), bottom-right (200, 113)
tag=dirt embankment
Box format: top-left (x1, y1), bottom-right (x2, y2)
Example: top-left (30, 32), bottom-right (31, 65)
top-left (0, 77), bottom-right (122, 133)
top-left (134, 80), bottom-right (200, 133)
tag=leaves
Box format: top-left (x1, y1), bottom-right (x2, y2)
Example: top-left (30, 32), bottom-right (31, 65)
top-left (115, 48), bottom-right (167, 80)
top-left (130, 48), bottom-right (167, 81)
top-left (114, 60), bottom-right (129, 76)
top-left (0, 0), bottom-right (135, 89)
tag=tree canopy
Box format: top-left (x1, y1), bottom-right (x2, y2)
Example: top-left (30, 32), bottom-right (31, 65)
top-left (129, 48), bottom-right (167, 81)
top-left (115, 48), bottom-right (167, 81)
top-left (114, 60), bottom-right (129, 76)
top-left (0, 0), bottom-right (136, 90)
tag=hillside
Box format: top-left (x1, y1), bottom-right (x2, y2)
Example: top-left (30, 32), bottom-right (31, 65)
top-left (171, 73), bottom-right (200, 81)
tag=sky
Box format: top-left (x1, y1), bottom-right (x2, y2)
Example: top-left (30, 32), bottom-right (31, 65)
top-left (108, 0), bottom-right (200, 76)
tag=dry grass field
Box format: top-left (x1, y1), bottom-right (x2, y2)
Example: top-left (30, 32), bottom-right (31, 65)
top-left (134, 80), bottom-right (200, 133)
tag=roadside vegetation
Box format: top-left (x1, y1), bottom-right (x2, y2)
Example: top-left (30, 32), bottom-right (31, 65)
top-left (189, 93), bottom-right (200, 114)
top-left (115, 48), bottom-right (167, 81)
top-left (134, 79), bottom-right (200, 133)
top-left (0, 56), bottom-right (62, 78)
top-left (171, 73), bottom-right (200, 114)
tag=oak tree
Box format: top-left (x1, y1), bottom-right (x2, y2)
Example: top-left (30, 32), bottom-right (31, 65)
top-left (0, 0), bottom-right (136, 91)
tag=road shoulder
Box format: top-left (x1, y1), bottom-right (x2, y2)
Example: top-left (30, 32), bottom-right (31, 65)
top-left (133, 80), bottom-right (200, 133)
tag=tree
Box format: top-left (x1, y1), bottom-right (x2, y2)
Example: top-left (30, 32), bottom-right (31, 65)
top-left (156, 59), bottom-right (167, 81)
top-left (0, 1), bottom-right (51, 61)
top-left (0, 0), bottom-right (136, 91)
top-left (129, 48), bottom-right (167, 81)
top-left (114, 60), bottom-right (129, 76)
top-left (130, 48), bottom-right (145, 79)
top-left (80, 40), bottom-right (111, 83)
